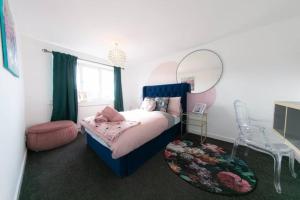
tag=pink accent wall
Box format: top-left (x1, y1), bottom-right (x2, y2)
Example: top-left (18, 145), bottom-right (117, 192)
top-left (147, 61), bottom-right (177, 85)
top-left (148, 63), bottom-right (217, 111)
top-left (187, 88), bottom-right (216, 112)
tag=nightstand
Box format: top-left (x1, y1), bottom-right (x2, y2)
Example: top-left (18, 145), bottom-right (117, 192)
top-left (180, 112), bottom-right (207, 143)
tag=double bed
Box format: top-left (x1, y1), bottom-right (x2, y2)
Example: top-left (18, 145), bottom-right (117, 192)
top-left (83, 83), bottom-right (191, 176)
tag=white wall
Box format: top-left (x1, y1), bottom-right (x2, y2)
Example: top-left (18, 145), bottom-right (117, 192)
top-left (20, 15), bottom-right (300, 144)
top-left (0, 29), bottom-right (26, 199)
top-left (21, 35), bottom-right (125, 127)
top-left (123, 16), bottom-right (300, 143)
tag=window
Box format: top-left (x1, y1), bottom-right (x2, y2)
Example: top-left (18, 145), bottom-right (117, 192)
top-left (76, 60), bottom-right (114, 105)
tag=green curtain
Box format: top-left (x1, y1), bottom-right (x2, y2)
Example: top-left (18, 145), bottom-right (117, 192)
top-left (114, 67), bottom-right (124, 111)
top-left (51, 51), bottom-right (78, 123)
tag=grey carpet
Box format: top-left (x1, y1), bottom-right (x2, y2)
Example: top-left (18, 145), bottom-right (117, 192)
top-left (20, 133), bottom-right (300, 200)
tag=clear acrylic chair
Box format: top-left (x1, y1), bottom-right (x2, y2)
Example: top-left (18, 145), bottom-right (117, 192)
top-left (231, 100), bottom-right (297, 194)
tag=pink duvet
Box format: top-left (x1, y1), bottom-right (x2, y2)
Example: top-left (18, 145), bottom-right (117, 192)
top-left (86, 109), bottom-right (170, 159)
top-left (81, 117), bottom-right (140, 146)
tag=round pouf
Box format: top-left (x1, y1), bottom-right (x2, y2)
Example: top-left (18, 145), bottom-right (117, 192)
top-left (164, 140), bottom-right (257, 195)
top-left (26, 120), bottom-right (78, 151)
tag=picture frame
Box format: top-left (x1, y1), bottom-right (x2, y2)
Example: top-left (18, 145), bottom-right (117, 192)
top-left (192, 103), bottom-right (207, 114)
top-left (181, 76), bottom-right (195, 91)
top-left (0, 0), bottom-right (19, 77)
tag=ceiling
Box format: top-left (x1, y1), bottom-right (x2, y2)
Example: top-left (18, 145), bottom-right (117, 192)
top-left (10, 0), bottom-right (300, 66)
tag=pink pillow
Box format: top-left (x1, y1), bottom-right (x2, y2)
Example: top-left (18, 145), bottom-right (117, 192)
top-left (167, 97), bottom-right (182, 117)
top-left (94, 114), bottom-right (108, 123)
top-left (140, 97), bottom-right (156, 111)
top-left (98, 106), bottom-right (125, 122)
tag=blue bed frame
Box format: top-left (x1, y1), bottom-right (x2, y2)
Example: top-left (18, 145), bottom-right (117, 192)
top-left (86, 83), bottom-right (191, 177)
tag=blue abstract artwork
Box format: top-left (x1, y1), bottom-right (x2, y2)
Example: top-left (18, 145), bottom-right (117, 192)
top-left (0, 0), bottom-right (19, 77)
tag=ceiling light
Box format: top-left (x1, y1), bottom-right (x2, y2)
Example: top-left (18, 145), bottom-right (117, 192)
top-left (108, 43), bottom-right (126, 67)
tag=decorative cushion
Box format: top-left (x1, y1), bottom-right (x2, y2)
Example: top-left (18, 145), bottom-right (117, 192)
top-left (94, 114), bottom-right (108, 123)
top-left (26, 120), bottom-right (78, 151)
top-left (167, 97), bottom-right (182, 117)
top-left (140, 97), bottom-right (156, 111)
top-left (98, 106), bottom-right (125, 122)
top-left (154, 97), bottom-right (169, 112)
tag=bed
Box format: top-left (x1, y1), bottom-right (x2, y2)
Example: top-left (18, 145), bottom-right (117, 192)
top-left (83, 83), bottom-right (191, 176)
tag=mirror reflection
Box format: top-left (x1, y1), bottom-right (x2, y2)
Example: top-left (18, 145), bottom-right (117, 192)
top-left (177, 49), bottom-right (223, 93)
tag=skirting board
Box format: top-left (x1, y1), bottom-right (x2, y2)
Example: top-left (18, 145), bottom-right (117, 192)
top-left (14, 150), bottom-right (27, 200)
top-left (188, 129), bottom-right (235, 144)
top-left (207, 131), bottom-right (235, 144)
top-left (191, 131), bottom-right (300, 163)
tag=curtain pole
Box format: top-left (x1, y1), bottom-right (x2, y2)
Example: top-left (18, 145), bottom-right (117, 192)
top-left (42, 49), bottom-right (125, 70)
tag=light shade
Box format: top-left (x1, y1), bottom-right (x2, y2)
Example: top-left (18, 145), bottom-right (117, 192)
top-left (108, 43), bottom-right (126, 67)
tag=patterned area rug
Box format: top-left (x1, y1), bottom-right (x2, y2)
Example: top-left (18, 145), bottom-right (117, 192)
top-left (164, 140), bottom-right (257, 195)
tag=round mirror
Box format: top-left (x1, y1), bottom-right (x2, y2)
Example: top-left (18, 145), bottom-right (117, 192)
top-left (177, 49), bottom-right (223, 93)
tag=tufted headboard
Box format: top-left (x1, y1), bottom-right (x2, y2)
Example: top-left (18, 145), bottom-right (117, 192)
top-left (142, 83), bottom-right (191, 113)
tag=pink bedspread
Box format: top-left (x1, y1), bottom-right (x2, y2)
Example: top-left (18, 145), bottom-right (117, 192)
top-left (84, 109), bottom-right (171, 159)
top-left (81, 117), bottom-right (140, 146)
top-left (111, 110), bottom-right (170, 158)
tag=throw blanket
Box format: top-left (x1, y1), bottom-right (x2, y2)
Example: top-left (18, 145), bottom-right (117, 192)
top-left (81, 116), bottom-right (140, 147)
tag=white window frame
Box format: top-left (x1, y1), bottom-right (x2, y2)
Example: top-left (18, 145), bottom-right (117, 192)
top-left (76, 60), bottom-right (114, 107)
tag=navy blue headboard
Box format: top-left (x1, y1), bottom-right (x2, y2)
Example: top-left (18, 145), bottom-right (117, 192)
top-left (142, 83), bottom-right (191, 113)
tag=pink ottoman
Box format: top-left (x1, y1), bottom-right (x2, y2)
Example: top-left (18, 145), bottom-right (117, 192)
top-left (26, 120), bottom-right (78, 151)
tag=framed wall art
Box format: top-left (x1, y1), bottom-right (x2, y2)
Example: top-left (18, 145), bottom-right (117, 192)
top-left (192, 103), bottom-right (207, 114)
top-left (0, 0), bottom-right (19, 77)
top-left (181, 76), bottom-right (195, 91)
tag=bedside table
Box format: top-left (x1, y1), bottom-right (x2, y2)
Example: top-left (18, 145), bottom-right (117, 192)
top-left (180, 112), bottom-right (207, 143)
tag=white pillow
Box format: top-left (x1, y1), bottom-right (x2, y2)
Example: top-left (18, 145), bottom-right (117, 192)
top-left (140, 97), bottom-right (156, 111)
top-left (167, 97), bottom-right (182, 117)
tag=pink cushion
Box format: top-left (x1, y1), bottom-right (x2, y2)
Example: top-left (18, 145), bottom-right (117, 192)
top-left (98, 106), bottom-right (125, 122)
top-left (26, 120), bottom-right (78, 151)
top-left (94, 114), bottom-right (108, 123)
top-left (167, 97), bottom-right (182, 117)
top-left (140, 97), bottom-right (156, 111)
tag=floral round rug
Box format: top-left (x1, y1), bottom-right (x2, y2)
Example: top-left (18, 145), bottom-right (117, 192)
top-left (164, 140), bottom-right (257, 195)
